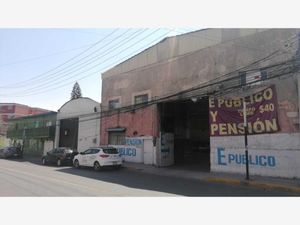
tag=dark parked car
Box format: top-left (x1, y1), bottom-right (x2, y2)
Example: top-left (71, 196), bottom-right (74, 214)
top-left (0, 146), bottom-right (23, 159)
top-left (42, 148), bottom-right (78, 166)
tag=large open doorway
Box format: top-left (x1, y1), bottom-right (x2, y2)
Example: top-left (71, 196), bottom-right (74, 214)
top-left (159, 98), bottom-right (210, 171)
top-left (59, 118), bottom-right (79, 150)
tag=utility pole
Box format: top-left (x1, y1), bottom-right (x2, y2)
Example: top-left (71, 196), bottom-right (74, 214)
top-left (243, 98), bottom-right (250, 180)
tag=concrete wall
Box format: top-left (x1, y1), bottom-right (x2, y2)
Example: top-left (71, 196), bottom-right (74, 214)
top-left (210, 74), bottom-right (300, 178)
top-left (102, 29), bottom-right (268, 78)
top-left (101, 29), bottom-right (299, 110)
top-left (43, 140), bottom-right (54, 155)
top-left (111, 136), bottom-right (155, 164)
top-left (101, 29), bottom-right (300, 174)
top-left (55, 98), bottom-right (101, 152)
top-left (211, 133), bottom-right (300, 178)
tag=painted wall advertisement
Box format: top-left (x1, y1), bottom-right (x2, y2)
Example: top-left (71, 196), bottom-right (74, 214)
top-left (111, 137), bottom-right (144, 163)
top-left (209, 85), bottom-right (280, 136)
top-left (211, 147), bottom-right (300, 178)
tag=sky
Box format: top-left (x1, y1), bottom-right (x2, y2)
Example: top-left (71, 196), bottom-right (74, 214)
top-left (0, 28), bottom-right (197, 111)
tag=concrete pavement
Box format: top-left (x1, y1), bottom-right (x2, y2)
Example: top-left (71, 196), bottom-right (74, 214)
top-left (7, 156), bottom-right (300, 195)
top-left (123, 162), bottom-right (300, 194)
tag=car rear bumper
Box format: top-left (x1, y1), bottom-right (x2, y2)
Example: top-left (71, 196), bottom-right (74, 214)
top-left (101, 161), bottom-right (122, 167)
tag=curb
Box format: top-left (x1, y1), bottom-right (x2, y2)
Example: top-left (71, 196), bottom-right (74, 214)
top-left (123, 164), bottom-right (300, 194)
top-left (205, 177), bottom-right (300, 194)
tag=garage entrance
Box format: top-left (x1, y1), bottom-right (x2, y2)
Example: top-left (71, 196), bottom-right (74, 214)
top-left (59, 118), bottom-right (79, 150)
top-left (159, 98), bottom-right (210, 171)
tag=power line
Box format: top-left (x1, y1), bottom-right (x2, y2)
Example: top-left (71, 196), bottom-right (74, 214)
top-left (4, 60), bottom-right (298, 137)
top-left (2, 29), bottom-right (148, 94)
top-left (0, 41), bottom-right (102, 69)
top-left (0, 29), bottom-right (173, 97)
top-left (1, 28), bottom-right (298, 99)
top-left (0, 29), bottom-right (161, 95)
top-left (0, 28), bottom-right (120, 88)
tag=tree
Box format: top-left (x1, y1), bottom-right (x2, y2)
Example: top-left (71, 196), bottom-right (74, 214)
top-left (71, 82), bottom-right (82, 100)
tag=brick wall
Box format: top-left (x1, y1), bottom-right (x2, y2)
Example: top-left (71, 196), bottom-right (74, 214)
top-left (100, 105), bottom-right (158, 144)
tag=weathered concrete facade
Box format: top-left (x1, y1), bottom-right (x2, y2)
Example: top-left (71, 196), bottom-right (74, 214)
top-left (102, 29), bottom-right (298, 107)
top-left (101, 29), bottom-right (300, 177)
top-left (55, 97), bottom-right (101, 152)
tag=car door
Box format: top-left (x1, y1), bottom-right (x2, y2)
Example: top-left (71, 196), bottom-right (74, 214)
top-left (86, 149), bottom-right (99, 166)
top-left (47, 149), bottom-right (56, 163)
top-left (80, 149), bottom-right (92, 166)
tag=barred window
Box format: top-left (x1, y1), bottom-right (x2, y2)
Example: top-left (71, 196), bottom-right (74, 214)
top-left (134, 94), bottom-right (148, 105)
top-left (108, 99), bottom-right (120, 110)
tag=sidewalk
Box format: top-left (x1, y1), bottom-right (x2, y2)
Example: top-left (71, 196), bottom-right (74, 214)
top-left (123, 162), bottom-right (300, 194)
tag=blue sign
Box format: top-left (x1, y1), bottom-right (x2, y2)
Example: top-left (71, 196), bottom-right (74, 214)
top-left (126, 138), bottom-right (143, 146)
top-left (117, 147), bottom-right (137, 157)
top-left (217, 148), bottom-right (276, 167)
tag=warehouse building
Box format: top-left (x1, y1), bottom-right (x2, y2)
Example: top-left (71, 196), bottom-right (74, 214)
top-left (100, 29), bottom-right (300, 178)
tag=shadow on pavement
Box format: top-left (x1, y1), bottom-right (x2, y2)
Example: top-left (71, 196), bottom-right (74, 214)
top-left (55, 166), bottom-right (295, 197)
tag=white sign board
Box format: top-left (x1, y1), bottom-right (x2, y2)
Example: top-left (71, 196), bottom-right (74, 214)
top-left (211, 147), bottom-right (300, 178)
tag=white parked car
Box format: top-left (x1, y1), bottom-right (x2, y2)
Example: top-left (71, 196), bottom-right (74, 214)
top-left (73, 146), bottom-right (122, 171)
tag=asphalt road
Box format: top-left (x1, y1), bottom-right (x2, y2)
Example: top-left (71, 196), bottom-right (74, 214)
top-left (0, 158), bottom-right (298, 196)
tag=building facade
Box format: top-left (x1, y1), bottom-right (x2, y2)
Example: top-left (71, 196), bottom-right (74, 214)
top-left (54, 97), bottom-right (101, 152)
top-left (100, 29), bottom-right (300, 178)
top-left (7, 112), bottom-right (57, 157)
top-left (0, 103), bottom-right (50, 147)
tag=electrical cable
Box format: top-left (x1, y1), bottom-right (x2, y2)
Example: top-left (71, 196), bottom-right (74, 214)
top-left (1, 29), bottom-right (173, 97)
top-left (0, 28), bottom-right (120, 88)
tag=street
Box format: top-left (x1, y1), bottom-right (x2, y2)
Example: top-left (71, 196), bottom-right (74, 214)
top-left (0, 158), bottom-right (298, 196)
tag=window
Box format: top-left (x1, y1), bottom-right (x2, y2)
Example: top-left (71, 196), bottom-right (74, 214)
top-left (46, 121), bottom-right (52, 127)
top-left (83, 149), bottom-right (93, 155)
top-left (108, 99), bottom-right (120, 110)
top-left (102, 147), bottom-right (118, 154)
top-left (91, 149), bottom-right (100, 154)
top-left (108, 131), bottom-right (125, 145)
top-left (134, 94), bottom-right (148, 105)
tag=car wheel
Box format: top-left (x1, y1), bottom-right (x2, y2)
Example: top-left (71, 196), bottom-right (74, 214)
top-left (73, 159), bottom-right (80, 168)
top-left (42, 157), bottom-right (47, 165)
top-left (56, 158), bottom-right (62, 167)
top-left (93, 161), bottom-right (101, 171)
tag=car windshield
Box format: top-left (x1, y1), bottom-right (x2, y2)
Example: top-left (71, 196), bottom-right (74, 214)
top-left (102, 147), bottom-right (118, 154)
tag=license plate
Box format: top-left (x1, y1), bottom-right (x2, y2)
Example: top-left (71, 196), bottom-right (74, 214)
top-left (112, 161), bottom-right (117, 165)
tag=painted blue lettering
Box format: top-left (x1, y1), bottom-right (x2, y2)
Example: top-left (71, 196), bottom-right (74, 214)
top-left (255, 155), bottom-right (259, 165)
top-left (242, 155), bottom-right (246, 164)
top-left (216, 149), bottom-right (276, 168)
top-left (228, 154), bottom-right (235, 163)
top-left (259, 156), bottom-right (267, 166)
top-left (217, 148), bottom-right (227, 165)
top-left (236, 154), bottom-right (242, 164)
top-left (268, 156), bottom-right (276, 167)
top-left (249, 155), bottom-right (256, 165)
